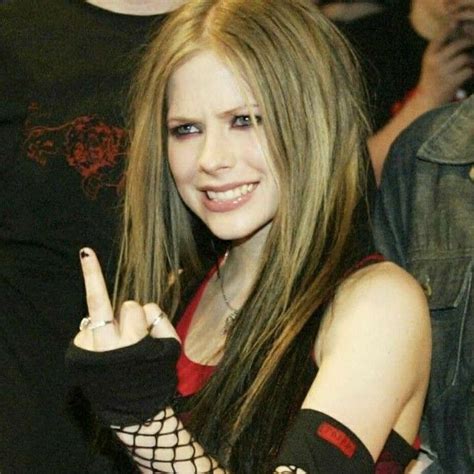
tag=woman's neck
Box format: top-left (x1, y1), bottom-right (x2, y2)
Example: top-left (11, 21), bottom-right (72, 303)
top-left (213, 223), bottom-right (270, 317)
top-left (85, 0), bottom-right (186, 16)
top-left (227, 223), bottom-right (270, 284)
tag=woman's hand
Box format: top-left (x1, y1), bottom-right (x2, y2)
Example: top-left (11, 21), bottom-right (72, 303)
top-left (67, 249), bottom-right (225, 472)
top-left (73, 247), bottom-right (179, 352)
top-left (446, 0), bottom-right (474, 27)
top-left (66, 248), bottom-right (182, 427)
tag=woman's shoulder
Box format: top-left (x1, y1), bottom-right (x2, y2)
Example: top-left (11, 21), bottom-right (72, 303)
top-left (342, 258), bottom-right (420, 289)
top-left (316, 261), bottom-right (431, 370)
top-left (332, 261), bottom-right (430, 339)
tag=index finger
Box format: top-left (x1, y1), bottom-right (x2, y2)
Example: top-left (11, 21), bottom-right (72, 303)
top-left (432, 24), bottom-right (474, 53)
top-left (447, 0), bottom-right (474, 14)
top-left (80, 247), bottom-right (114, 322)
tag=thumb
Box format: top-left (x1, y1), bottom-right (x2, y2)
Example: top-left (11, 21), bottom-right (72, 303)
top-left (143, 303), bottom-right (181, 343)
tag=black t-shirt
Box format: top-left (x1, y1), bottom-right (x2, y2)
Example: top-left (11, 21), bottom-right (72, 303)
top-left (0, 0), bottom-right (165, 331)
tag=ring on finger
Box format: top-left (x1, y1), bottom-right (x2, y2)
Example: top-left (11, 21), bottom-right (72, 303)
top-left (79, 316), bottom-right (114, 331)
top-left (147, 311), bottom-right (165, 333)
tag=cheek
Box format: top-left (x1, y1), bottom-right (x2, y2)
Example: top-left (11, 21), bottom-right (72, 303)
top-left (253, 147), bottom-right (276, 186)
top-left (235, 134), bottom-right (271, 173)
top-left (167, 145), bottom-right (195, 188)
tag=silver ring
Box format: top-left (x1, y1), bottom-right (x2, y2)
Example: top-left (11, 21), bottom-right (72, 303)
top-left (79, 317), bottom-right (114, 331)
top-left (147, 311), bottom-right (165, 333)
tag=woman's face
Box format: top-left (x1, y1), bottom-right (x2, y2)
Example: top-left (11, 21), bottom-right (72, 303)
top-left (166, 50), bottom-right (279, 242)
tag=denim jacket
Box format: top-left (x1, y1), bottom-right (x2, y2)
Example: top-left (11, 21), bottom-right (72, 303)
top-left (374, 96), bottom-right (474, 473)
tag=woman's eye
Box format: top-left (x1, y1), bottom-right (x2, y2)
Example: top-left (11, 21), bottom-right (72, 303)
top-left (170, 124), bottom-right (200, 137)
top-left (233, 115), bottom-right (262, 128)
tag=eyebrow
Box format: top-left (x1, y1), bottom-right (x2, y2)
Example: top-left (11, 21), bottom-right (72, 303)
top-left (167, 103), bottom-right (260, 125)
top-left (218, 103), bottom-right (260, 118)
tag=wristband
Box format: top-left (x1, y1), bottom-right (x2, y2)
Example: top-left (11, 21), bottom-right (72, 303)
top-left (275, 409), bottom-right (374, 473)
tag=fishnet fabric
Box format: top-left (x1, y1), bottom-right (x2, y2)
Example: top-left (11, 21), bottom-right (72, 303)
top-left (111, 407), bottom-right (225, 473)
top-left (111, 406), bottom-right (306, 473)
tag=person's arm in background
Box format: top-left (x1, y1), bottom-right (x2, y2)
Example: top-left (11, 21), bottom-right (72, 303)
top-left (319, 1), bottom-right (385, 23)
top-left (369, 25), bottom-right (473, 183)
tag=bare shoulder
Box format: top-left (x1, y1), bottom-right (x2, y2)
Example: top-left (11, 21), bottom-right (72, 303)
top-left (317, 261), bottom-right (431, 372)
top-left (334, 261), bottom-right (429, 326)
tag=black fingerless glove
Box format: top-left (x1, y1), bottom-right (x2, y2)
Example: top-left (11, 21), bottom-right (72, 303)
top-left (65, 336), bottom-right (181, 426)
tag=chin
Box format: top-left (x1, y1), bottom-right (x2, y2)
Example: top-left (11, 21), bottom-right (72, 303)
top-left (205, 217), bottom-right (273, 243)
top-left (207, 226), bottom-right (249, 242)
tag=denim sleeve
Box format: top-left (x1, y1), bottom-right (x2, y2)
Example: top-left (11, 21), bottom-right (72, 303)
top-left (373, 138), bottom-right (415, 269)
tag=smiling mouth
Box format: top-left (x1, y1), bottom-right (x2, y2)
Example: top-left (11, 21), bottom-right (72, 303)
top-left (206, 183), bottom-right (256, 202)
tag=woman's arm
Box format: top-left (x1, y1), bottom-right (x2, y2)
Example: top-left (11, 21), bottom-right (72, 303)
top-left (111, 407), bottom-right (224, 473)
top-left (303, 262), bottom-right (431, 458)
top-left (67, 248), bottom-right (225, 473)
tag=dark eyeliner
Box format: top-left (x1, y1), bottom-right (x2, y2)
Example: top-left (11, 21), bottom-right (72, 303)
top-left (233, 115), bottom-right (262, 127)
top-left (169, 123), bottom-right (198, 137)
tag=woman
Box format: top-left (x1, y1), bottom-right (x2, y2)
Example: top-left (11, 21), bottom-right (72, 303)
top-left (67, 1), bottom-right (431, 472)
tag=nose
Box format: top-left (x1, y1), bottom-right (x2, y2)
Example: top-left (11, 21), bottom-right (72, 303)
top-left (197, 128), bottom-right (235, 174)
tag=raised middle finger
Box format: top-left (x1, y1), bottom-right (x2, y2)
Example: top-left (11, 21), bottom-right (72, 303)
top-left (78, 247), bottom-right (117, 350)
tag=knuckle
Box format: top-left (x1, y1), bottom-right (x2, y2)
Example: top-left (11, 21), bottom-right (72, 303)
top-left (143, 302), bottom-right (162, 313)
top-left (143, 303), bottom-right (168, 320)
top-left (121, 300), bottom-right (141, 311)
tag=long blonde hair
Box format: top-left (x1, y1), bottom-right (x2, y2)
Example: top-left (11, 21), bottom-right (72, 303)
top-left (117, 0), bottom-right (370, 470)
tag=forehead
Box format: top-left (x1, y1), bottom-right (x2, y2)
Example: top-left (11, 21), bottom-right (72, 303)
top-left (167, 50), bottom-right (256, 115)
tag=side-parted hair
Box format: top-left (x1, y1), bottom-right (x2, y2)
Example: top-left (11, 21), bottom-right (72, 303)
top-left (117, 0), bottom-right (370, 471)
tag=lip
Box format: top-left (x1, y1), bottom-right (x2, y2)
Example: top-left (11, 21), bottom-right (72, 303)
top-left (202, 182), bottom-right (258, 212)
top-left (199, 181), bottom-right (257, 193)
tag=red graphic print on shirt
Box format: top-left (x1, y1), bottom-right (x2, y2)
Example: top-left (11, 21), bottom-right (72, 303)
top-left (23, 103), bottom-right (127, 200)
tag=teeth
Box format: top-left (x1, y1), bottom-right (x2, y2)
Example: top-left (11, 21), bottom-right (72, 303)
top-left (207, 183), bottom-right (255, 202)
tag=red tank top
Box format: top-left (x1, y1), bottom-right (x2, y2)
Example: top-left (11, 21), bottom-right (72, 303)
top-left (175, 254), bottom-right (387, 396)
top-left (176, 265), bottom-right (217, 397)
top-left (174, 254), bottom-right (420, 471)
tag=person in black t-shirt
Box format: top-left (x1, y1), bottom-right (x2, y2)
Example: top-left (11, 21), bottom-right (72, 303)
top-left (340, 0), bottom-right (474, 183)
top-left (0, 1), bottom-right (185, 472)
